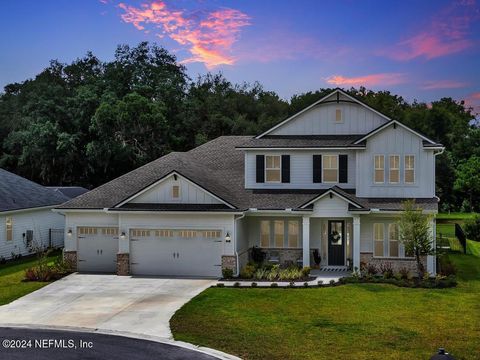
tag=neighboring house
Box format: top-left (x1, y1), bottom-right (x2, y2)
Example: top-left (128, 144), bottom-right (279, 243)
top-left (47, 186), bottom-right (89, 200)
top-left (0, 169), bottom-right (69, 260)
top-left (55, 89), bottom-right (444, 277)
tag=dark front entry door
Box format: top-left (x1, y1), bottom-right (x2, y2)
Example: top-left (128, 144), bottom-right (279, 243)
top-left (328, 220), bottom-right (345, 266)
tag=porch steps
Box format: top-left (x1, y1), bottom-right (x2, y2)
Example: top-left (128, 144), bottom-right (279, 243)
top-left (318, 266), bottom-right (349, 272)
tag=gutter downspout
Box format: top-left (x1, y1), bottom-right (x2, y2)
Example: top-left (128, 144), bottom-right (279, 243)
top-left (234, 213), bottom-right (246, 276)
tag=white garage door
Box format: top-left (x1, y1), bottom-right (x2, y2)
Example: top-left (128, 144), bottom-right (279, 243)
top-left (77, 227), bottom-right (118, 273)
top-left (130, 229), bottom-right (223, 277)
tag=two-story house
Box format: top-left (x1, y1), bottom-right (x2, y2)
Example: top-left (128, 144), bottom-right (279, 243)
top-left (55, 89), bottom-right (444, 276)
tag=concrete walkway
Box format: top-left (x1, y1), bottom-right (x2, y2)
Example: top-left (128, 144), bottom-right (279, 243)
top-left (0, 273), bottom-right (215, 339)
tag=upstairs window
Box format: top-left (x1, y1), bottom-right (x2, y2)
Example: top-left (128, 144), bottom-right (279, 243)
top-left (373, 223), bottom-right (384, 257)
top-left (405, 155), bottom-right (415, 184)
top-left (335, 108), bottom-right (342, 123)
top-left (5, 217), bottom-right (12, 241)
top-left (389, 155), bottom-right (400, 184)
top-left (323, 155), bottom-right (338, 183)
top-left (265, 155), bottom-right (281, 182)
top-left (374, 155), bottom-right (385, 183)
top-left (172, 185), bottom-right (180, 199)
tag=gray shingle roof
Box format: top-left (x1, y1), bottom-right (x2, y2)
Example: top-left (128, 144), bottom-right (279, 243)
top-left (0, 168), bottom-right (70, 212)
top-left (47, 186), bottom-right (89, 199)
top-left (57, 136), bottom-right (438, 212)
top-left (237, 135), bottom-right (365, 148)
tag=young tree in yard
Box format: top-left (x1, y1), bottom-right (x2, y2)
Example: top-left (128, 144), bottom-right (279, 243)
top-left (454, 156), bottom-right (480, 212)
top-left (398, 200), bottom-right (434, 278)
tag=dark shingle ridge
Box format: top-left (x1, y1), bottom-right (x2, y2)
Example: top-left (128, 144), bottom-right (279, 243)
top-left (0, 168), bottom-right (70, 212)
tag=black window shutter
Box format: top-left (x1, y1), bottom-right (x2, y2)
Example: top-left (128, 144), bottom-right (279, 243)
top-left (256, 155), bottom-right (265, 183)
top-left (281, 155), bottom-right (290, 183)
top-left (339, 155), bottom-right (348, 183)
top-left (313, 155), bottom-right (322, 183)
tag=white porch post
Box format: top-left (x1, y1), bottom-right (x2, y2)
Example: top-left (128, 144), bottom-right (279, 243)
top-left (302, 216), bottom-right (310, 267)
top-left (353, 215), bottom-right (361, 271)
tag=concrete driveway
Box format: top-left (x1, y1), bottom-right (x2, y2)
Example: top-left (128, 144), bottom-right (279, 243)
top-left (0, 274), bottom-right (215, 339)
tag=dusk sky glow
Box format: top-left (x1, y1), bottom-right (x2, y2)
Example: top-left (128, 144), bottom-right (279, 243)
top-left (1, 0), bottom-right (479, 111)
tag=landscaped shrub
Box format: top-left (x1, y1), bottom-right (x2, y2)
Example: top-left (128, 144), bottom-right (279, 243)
top-left (340, 274), bottom-right (457, 288)
top-left (398, 267), bottom-right (410, 280)
top-left (380, 262), bottom-right (394, 279)
top-left (251, 282), bottom-right (257, 288)
top-left (254, 267), bottom-right (268, 280)
top-left (301, 266), bottom-right (311, 278)
top-left (464, 214), bottom-right (480, 242)
top-left (216, 283), bottom-right (225, 287)
top-left (233, 282), bottom-right (240, 287)
top-left (239, 263), bottom-right (256, 279)
top-left (270, 282), bottom-right (278, 288)
top-left (222, 268), bottom-right (234, 279)
top-left (438, 255), bottom-right (457, 276)
top-left (267, 265), bottom-right (280, 281)
top-left (329, 280), bottom-right (335, 285)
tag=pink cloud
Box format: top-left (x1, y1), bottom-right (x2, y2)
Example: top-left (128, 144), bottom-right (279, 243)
top-left (465, 92), bottom-right (480, 115)
top-left (421, 80), bottom-right (469, 90)
top-left (325, 73), bottom-right (406, 87)
top-left (380, 0), bottom-right (479, 61)
top-left (117, 1), bottom-right (250, 68)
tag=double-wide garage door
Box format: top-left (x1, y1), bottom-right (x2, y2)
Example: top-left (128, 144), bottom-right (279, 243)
top-left (77, 227), bottom-right (118, 273)
top-left (130, 229), bottom-right (223, 277)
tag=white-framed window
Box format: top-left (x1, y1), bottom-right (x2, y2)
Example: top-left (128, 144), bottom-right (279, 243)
top-left (323, 155), bottom-right (338, 183)
top-left (288, 221), bottom-right (299, 248)
top-left (265, 155), bottom-right (281, 183)
top-left (260, 220), bottom-right (270, 247)
top-left (373, 223), bottom-right (384, 257)
top-left (5, 217), bottom-right (12, 241)
top-left (172, 185), bottom-right (180, 199)
top-left (389, 155), bottom-right (400, 184)
top-left (405, 155), bottom-right (415, 184)
top-left (374, 155), bottom-right (385, 184)
top-left (274, 220), bottom-right (284, 247)
top-left (335, 108), bottom-right (342, 123)
top-left (388, 223), bottom-right (399, 257)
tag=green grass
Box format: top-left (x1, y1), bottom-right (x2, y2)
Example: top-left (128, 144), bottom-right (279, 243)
top-left (467, 240), bottom-right (480, 257)
top-left (0, 251), bottom-right (61, 305)
top-left (436, 212), bottom-right (477, 221)
top-left (171, 254), bottom-right (480, 360)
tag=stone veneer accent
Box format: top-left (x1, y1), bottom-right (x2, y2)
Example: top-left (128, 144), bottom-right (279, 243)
top-left (63, 250), bottom-right (77, 272)
top-left (117, 253), bottom-right (130, 276)
top-left (360, 252), bottom-right (427, 273)
top-left (258, 248), bottom-right (304, 266)
top-left (221, 255), bottom-right (236, 272)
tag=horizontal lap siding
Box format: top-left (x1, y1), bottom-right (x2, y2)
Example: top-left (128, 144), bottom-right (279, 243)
top-left (0, 209), bottom-right (65, 260)
top-left (245, 150), bottom-right (356, 189)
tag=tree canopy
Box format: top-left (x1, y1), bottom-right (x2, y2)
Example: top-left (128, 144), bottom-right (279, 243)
top-left (0, 42), bottom-right (478, 211)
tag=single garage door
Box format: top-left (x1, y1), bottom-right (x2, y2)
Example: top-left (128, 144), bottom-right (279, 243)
top-left (130, 229), bottom-right (223, 277)
top-left (77, 227), bottom-right (119, 273)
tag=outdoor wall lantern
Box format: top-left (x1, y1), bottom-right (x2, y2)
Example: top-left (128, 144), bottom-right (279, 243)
top-left (120, 231), bottom-right (126, 240)
top-left (225, 232), bottom-right (231, 243)
top-left (67, 229), bottom-right (73, 237)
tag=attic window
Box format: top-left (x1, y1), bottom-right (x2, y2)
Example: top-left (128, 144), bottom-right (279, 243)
top-left (335, 108), bottom-right (342, 123)
top-left (6, 217), bottom-right (12, 241)
top-left (172, 185), bottom-right (180, 199)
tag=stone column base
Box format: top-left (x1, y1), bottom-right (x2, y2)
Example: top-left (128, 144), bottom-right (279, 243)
top-left (63, 250), bottom-right (77, 272)
top-left (117, 253), bottom-right (130, 276)
top-left (221, 255), bottom-right (236, 273)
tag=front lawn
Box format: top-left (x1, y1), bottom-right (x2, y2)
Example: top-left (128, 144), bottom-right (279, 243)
top-left (171, 254), bottom-right (480, 360)
top-left (0, 251), bottom-right (61, 305)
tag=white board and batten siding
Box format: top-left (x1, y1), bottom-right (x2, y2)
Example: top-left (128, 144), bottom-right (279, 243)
top-left (0, 208), bottom-right (65, 260)
top-left (130, 175), bottom-right (222, 204)
top-left (268, 94), bottom-right (388, 136)
top-left (245, 150), bottom-right (356, 189)
top-left (356, 124), bottom-right (436, 198)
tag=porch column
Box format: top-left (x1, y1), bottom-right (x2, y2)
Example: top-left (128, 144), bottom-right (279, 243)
top-left (353, 215), bottom-right (361, 271)
top-left (302, 216), bottom-right (310, 267)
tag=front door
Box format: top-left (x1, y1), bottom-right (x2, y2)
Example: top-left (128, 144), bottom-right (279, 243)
top-left (328, 220), bottom-right (345, 266)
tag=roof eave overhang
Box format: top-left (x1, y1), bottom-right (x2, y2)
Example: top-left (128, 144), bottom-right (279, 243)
top-left (236, 146), bottom-right (366, 150)
top-left (2, 205), bottom-right (59, 215)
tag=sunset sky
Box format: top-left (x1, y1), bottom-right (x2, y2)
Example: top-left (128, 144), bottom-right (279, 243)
top-left (1, 0), bottom-right (479, 111)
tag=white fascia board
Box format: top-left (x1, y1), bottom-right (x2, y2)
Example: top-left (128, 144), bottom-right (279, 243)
top-left (354, 120), bottom-right (437, 145)
top-left (256, 89), bottom-right (391, 138)
top-left (114, 171), bottom-right (236, 209)
top-left (300, 190), bottom-right (363, 209)
top-left (105, 210), bottom-right (244, 215)
top-left (2, 205), bottom-right (57, 215)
